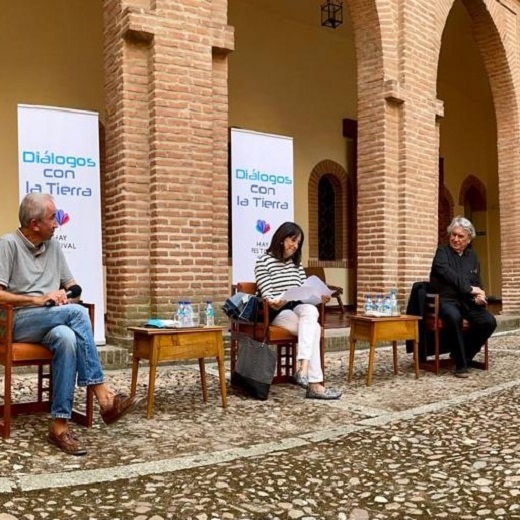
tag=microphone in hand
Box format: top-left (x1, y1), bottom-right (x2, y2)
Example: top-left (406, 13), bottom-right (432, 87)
top-left (45, 285), bottom-right (82, 307)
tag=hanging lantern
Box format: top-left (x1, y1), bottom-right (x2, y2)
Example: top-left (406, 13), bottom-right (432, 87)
top-left (321, 0), bottom-right (343, 29)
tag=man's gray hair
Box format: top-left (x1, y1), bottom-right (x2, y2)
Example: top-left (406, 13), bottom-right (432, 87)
top-left (447, 216), bottom-right (476, 239)
top-left (19, 193), bottom-right (55, 227)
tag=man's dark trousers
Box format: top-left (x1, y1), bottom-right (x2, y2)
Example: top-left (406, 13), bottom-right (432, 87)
top-left (439, 301), bottom-right (496, 369)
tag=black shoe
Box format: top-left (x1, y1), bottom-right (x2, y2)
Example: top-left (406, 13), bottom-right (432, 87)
top-left (454, 368), bottom-right (470, 379)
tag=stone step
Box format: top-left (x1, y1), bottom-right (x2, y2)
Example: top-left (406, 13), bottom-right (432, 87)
top-left (97, 345), bottom-right (131, 370)
top-left (495, 313), bottom-right (520, 332)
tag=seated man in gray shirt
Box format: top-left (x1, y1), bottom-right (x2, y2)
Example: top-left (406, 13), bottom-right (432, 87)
top-left (0, 193), bottom-right (138, 455)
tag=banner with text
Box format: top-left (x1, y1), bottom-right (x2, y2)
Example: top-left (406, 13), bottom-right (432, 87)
top-left (230, 128), bottom-right (294, 284)
top-left (17, 104), bottom-right (105, 344)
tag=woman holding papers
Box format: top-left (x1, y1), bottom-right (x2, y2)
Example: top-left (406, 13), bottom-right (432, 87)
top-left (255, 222), bottom-right (342, 400)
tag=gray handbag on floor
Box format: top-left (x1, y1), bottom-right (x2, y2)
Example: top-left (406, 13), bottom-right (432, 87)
top-left (231, 336), bottom-right (276, 400)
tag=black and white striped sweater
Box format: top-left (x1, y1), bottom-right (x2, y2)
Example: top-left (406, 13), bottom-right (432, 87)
top-left (254, 253), bottom-right (306, 299)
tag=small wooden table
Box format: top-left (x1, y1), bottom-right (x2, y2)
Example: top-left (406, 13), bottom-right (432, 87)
top-left (348, 314), bottom-right (420, 386)
top-left (128, 326), bottom-right (227, 418)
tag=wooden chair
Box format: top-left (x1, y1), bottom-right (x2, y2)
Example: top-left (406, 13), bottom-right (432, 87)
top-left (422, 293), bottom-right (489, 374)
top-left (304, 266), bottom-right (344, 314)
top-left (0, 303), bottom-right (95, 438)
top-left (229, 282), bottom-right (326, 384)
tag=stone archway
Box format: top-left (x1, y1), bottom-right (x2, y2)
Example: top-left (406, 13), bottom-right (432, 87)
top-left (308, 159), bottom-right (355, 304)
top-left (435, 0), bottom-right (520, 310)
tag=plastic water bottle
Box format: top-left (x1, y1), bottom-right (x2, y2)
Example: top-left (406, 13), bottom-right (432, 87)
top-left (176, 301), bottom-right (185, 325)
top-left (178, 301), bottom-right (190, 327)
top-left (186, 301), bottom-right (194, 326)
top-left (206, 301), bottom-right (215, 327)
top-left (390, 289), bottom-right (398, 316)
top-left (375, 295), bottom-right (383, 313)
top-left (382, 294), bottom-right (391, 316)
top-left (364, 295), bottom-right (373, 314)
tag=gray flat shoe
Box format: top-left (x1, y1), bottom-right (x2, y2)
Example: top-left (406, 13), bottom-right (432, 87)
top-left (290, 371), bottom-right (309, 389)
top-left (306, 388), bottom-right (342, 400)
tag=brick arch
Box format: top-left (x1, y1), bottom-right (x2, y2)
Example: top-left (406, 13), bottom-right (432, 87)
top-left (434, 0), bottom-right (520, 311)
top-left (308, 160), bottom-right (352, 267)
top-left (348, 0), bottom-right (393, 78)
top-left (459, 174), bottom-right (487, 211)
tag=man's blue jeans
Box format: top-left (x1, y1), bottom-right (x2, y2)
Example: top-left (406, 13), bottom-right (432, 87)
top-left (13, 304), bottom-right (104, 420)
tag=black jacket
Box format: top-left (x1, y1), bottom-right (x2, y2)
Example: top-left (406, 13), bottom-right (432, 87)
top-left (429, 244), bottom-right (482, 305)
top-left (405, 281), bottom-right (429, 360)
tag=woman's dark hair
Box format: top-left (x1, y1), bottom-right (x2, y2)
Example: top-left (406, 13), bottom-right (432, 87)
top-left (266, 222), bottom-right (304, 265)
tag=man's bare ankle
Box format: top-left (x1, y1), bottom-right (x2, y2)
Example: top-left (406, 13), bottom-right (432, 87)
top-left (50, 419), bottom-right (68, 436)
top-left (91, 383), bottom-right (115, 409)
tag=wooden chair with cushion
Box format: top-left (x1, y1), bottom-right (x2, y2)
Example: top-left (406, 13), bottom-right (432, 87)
top-left (0, 303), bottom-right (95, 438)
top-left (422, 293), bottom-right (489, 374)
top-left (229, 282), bottom-right (325, 384)
top-left (304, 266), bottom-right (344, 314)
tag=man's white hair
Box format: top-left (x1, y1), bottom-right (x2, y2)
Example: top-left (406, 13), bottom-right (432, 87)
top-left (447, 216), bottom-right (476, 239)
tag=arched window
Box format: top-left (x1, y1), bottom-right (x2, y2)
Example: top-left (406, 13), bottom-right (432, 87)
top-left (318, 175), bottom-right (336, 260)
top-left (308, 160), bottom-right (351, 268)
top-left (459, 174), bottom-right (489, 289)
top-left (459, 175), bottom-right (487, 213)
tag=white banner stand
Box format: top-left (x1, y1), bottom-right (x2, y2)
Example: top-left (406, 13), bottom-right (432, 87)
top-left (230, 128), bottom-right (294, 284)
top-left (17, 104), bottom-right (106, 344)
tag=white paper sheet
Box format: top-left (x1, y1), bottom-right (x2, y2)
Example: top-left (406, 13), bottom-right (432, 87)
top-left (279, 275), bottom-right (333, 305)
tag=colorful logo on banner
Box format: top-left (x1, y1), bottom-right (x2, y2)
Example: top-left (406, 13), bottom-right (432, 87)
top-left (255, 220), bottom-right (270, 234)
top-left (56, 209), bottom-right (70, 226)
top-left (54, 208), bottom-right (77, 250)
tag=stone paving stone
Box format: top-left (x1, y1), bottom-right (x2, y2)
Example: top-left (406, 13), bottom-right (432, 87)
top-left (0, 331), bottom-right (519, 519)
top-left (3, 383), bottom-right (520, 520)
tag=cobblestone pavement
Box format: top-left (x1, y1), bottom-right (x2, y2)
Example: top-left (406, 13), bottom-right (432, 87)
top-left (1, 331), bottom-right (520, 519)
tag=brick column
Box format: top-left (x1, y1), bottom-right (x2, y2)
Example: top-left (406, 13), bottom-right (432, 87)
top-left (352, 0), bottom-right (444, 306)
top-left (393, 1), bottom-right (440, 300)
top-left (103, 0), bottom-right (233, 345)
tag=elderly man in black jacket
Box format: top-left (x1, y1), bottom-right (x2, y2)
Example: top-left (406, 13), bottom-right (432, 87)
top-left (429, 216), bottom-right (496, 378)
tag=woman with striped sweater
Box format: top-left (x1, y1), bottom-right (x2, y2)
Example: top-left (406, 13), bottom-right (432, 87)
top-left (254, 222), bottom-right (342, 400)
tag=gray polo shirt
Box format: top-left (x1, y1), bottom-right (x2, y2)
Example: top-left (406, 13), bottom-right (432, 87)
top-left (0, 229), bottom-right (73, 299)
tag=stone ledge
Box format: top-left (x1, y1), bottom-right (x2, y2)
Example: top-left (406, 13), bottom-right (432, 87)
top-left (96, 345), bottom-right (131, 370)
top-left (4, 316), bottom-right (518, 375)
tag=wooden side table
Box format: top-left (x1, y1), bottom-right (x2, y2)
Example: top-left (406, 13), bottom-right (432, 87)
top-left (348, 314), bottom-right (420, 386)
top-left (128, 326), bottom-right (227, 418)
